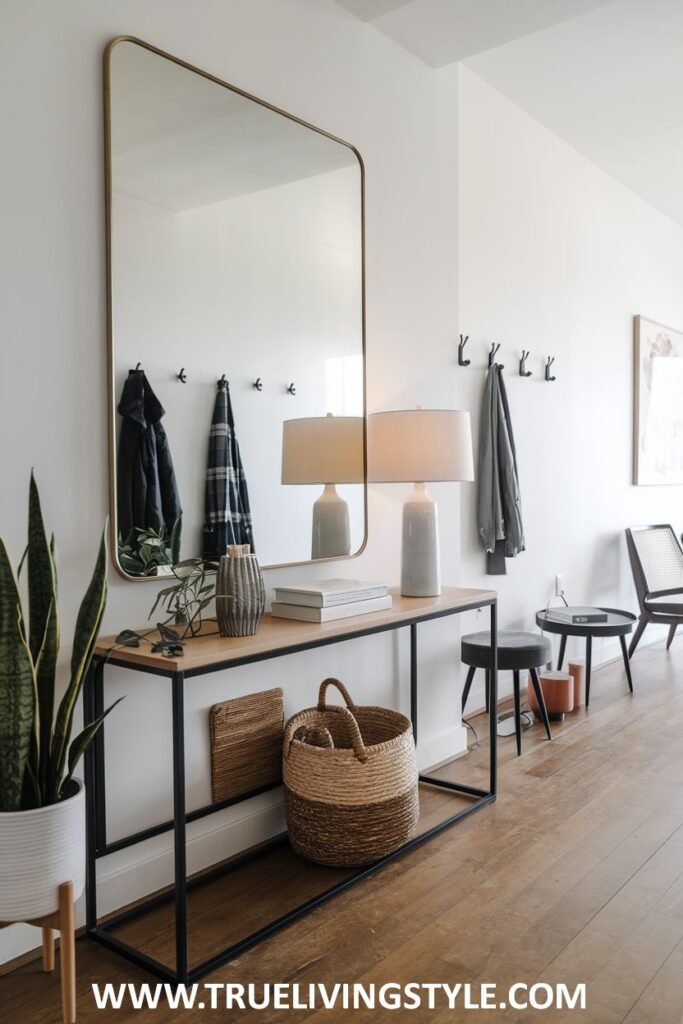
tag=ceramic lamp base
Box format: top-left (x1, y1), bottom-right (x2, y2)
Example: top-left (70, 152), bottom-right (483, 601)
top-left (312, 483), bottom-right (351, 559)
top-left (401, 483), bottom-right (440, 597)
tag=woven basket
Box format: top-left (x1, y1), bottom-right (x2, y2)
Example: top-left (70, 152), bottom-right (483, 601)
top-left (283, 679), bottom-right (419, 867)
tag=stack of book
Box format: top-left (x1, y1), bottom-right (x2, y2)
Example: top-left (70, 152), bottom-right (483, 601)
top-left (546, 606), bottom-right (608, 624)
top-left (270, 579), bottom-right (391, 622)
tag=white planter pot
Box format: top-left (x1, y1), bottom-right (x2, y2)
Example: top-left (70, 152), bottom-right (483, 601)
top-left (0, 779), bottom-right (85, 921)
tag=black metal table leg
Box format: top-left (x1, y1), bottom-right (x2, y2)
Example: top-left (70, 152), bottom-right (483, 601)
top-left (84, 663), bottom-right (98, 932)
top-left (557, 634), bottom-right (567, 671)
top-left (490, 602), bottom-right (498, 795)
top-left (410, 623), bottom-right (418, 744)
top-left (172, 672), bottom-right (188, 983)
top-left (93, 660), bottom-right (107, 853)
top-left (585, 636), bottom-right (593, 707)
top-left (529, 667), bottom-right (553, 741)
top-left (620, 634), bottom-right (634, 694)
top-left (512, 670), bottom-right (522, 756)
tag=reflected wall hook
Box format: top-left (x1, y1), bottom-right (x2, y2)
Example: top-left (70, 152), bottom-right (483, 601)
top-left (458, 334), bottom-right (471, 367)
top-left (488, 342), bottom-right (503, 369)
top-left (545, 357), bottom-right (556, 382)
top-left (287, 383), bottom-right (297, 396)
top-left (217, 374), bottom-right (228, 389)
top-left (253, 377), bottom-right (263, 391)
top-left (177, 368), bottom-right (187, 384)
top-left (519, 350), bottom-right (532, 377)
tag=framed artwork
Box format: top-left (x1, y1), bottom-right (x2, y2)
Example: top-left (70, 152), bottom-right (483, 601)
top-left (633, 315), bottom-right (683, 485)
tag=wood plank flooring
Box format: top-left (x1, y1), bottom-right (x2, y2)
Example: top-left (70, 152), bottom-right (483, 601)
top-left (2, 639), bottom-right (683, 1022)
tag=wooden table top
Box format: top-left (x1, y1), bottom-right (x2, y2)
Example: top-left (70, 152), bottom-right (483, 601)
top-left (94, 586), bottom-right (496, 674)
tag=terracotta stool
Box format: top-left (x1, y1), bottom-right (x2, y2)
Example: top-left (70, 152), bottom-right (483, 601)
top-left (528, 670), bottom-right (574, 721)
top-left (568, 660), bottom-right (585, 708)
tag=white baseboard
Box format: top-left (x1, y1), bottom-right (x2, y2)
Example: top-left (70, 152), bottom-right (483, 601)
top-left (99, 726), bottom-right (469, 915)
top-left (417, 724), bottom-right (469, 771)
top-left (97, 792), bottom-right (286, 918)
top-left (0, 722), bottom-right (470, 966)
top-left (99, 725), bottom-right (469, 915)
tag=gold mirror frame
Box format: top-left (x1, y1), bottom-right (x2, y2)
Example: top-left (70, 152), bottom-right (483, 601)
top-left (103, 37), bottom-right (367, 581)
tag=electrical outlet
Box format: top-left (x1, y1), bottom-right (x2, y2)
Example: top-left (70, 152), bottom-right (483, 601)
top-left (555, 574), bottom-right (564, 597)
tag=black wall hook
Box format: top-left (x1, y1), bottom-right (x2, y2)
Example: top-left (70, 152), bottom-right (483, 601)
top-left (287, 383), bottom-right (296, 396)
top-left (488, 342), bottom-right (503, 369)
top-left (545, 357), bottom-right (556, 382)
top-left (177, 368), bottom-right (187, 384)
top-left (519, 350), bottom-right (532, 377)
top-left (253, 377), bottom-right (263, 391)
top-left (458, 334), bottom-right (471, 367)
top-left (217, 374), bottom-right (228, 389)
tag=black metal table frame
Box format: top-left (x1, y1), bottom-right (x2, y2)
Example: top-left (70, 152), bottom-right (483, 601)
top-left (83, 596), bottom-right (498, 984)
top-left (536, 606), bottom-right (636, 707)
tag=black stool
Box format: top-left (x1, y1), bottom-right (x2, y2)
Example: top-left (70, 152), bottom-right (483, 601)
top-left (461, 631), bottom-right (553, 756)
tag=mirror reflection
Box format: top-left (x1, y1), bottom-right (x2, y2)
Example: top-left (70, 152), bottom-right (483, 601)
top-left (107, 39), bottom-right (366, 578)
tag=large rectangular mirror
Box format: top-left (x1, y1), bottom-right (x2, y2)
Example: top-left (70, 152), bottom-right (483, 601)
top-left (105, 38), bottom-right (366, 579)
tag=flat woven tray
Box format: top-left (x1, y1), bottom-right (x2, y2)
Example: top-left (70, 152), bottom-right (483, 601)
top-left (209, 687), bottom-right (284, 803)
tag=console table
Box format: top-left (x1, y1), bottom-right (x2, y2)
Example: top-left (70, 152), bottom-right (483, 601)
top-left (84, 586), bottom-right (497, 983)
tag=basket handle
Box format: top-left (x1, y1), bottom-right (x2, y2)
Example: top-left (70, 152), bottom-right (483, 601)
top-left (323, 705), bottom-right (368, 763)
top-left (318, 678), bottom-right (357, 712)
top-left (284, 705), bottom-right (368, 763)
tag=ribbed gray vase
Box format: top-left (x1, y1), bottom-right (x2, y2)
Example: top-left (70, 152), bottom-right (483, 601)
top-left (216, 551), bottom-right (266, 637)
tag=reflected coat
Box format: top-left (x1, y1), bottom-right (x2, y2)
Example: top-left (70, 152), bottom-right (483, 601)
top-left (116, 370), bottom-right (182, 544)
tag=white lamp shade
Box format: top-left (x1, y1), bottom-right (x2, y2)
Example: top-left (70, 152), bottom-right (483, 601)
top-left (367, 408), bottom-right (474, 483)
top-left (282, 415), bottom-right (365, 485)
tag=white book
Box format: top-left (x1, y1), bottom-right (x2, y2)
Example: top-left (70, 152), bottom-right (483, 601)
top-left (273, 578), bottom-right (389, 608)
top-left (271, 595), bottom-right (393, 623)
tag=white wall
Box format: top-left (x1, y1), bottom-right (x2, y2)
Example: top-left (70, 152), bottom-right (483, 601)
top-left (456, 67), bottom-right (683, 707)
top-left (113, 165), bottom-right (365, 567)
top-left (0, 0), bottom-right (462, 963)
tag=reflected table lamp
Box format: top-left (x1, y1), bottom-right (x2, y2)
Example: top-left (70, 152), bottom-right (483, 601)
top-left (282, 414), bottom-right (365, 559)
top-left (368, 408), bottom-right (474, 597)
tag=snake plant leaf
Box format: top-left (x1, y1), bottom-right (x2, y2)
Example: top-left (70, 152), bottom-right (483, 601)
top-left (0, 540), bottom-right (36, 812)
top-left (28, 473), bottom-right (59, 795)
top-left (60, 696), bottom-right (124, 797)
top-left (49, 529), bottom-right (107, 802)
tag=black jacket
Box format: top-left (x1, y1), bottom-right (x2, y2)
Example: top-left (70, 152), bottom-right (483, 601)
top-left (117, 371), bottom-right (182, 544)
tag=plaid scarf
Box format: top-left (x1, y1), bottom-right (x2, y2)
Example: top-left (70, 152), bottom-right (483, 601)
top-left (202, 385), bottom-right (254, 560)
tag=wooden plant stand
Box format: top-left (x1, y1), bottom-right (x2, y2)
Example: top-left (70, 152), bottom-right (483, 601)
top-left (0, 881), bottom-right (76, 1023)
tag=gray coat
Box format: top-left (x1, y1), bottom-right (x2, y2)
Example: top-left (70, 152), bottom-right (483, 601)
top-left (477, 365), bottom-right (524, 575)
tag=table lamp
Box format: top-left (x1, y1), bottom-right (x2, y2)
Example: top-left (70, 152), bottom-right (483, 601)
top-left (368, 408), bottom-right (474, 596)
top-left (282, 413), bottom-right (365, 559)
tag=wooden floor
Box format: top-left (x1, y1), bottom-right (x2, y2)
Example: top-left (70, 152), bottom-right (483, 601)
top-left (3, 639), bottom-right (683, 1023)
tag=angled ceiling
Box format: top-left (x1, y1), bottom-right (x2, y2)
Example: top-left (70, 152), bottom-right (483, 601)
top-left (333, 0), bottom-right (619, 67)
top-left (335, 0), bottom-right (683, 227)
top-left (465, 0), bottom-right (683, 226)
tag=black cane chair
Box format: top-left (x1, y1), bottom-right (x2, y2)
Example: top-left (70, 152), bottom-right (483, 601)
top-left (626, 526), bottom-right (683, 656)
top-left (461, 631), bottom-right (552, 756)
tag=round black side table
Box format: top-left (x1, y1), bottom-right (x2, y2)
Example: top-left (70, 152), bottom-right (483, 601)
top-left (535, 607), bottom-right (637, 707)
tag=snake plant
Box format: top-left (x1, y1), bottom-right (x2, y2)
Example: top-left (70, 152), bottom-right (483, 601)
top-left (0, 474), bottom-right (120, 812)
